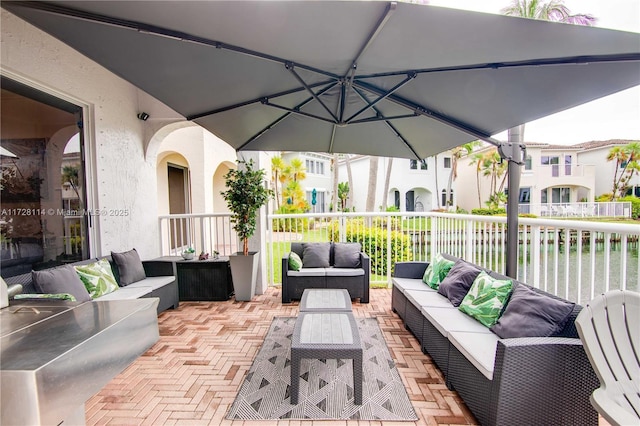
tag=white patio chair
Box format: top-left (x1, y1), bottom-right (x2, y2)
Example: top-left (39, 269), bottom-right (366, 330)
top-left (575, 290), bottom-right (640, 426)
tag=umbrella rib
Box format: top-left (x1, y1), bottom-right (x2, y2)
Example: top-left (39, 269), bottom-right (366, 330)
top-left (349, 114), bottom-right (418, 125)
top-left (351, 86), bottom-right (422, 160)
top-left (354, 53), bottom-right (640, 79)
top-left (287, 64), bottom-right (339, 123)
top-left (10, 1), bottom-right (341, 81)
top-left (237, 82), bottom-right (340, 150)
top-left (262, 100), bottom-right (337, 125)
top-left (342, 1), bottom-right (397, 117)
top-left (346, 1), bottom-right (397, 75)
top-left (345, 72), bottom-right (416, 124)
top-left (353, 80), bottom-right (499, 145)
top-left (187, 79), bottom-right (335, 120)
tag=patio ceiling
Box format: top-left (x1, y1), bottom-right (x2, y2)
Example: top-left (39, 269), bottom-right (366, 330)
top-left (3, 1), bottom-right (640, 160)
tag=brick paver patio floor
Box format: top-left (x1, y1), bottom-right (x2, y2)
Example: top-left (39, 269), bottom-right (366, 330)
top-left (85, 287), bottom-right (480, 425)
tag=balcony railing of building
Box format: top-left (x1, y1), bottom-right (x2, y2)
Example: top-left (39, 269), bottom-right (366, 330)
top-left (159, 211), bottom-right (639, 306)
top-left (519, 202), bottom-right (632, 218)
top-left (528, 164), bottom-right (595, 178)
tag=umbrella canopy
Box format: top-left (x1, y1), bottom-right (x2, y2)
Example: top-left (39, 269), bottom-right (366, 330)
top-left (3, 1), bottom-right (639, 160)
top-left (4, 0), bottom-right (639, 279)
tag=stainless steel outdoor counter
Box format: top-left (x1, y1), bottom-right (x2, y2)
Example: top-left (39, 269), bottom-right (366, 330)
top-left (1, 298), bottom-right (160, 425)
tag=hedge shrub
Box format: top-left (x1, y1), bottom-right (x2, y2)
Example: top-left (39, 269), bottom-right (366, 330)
top-left (619, 195), bottom-right (640, 219)
top-left (471, 208), bottom-right (507, 215)
top-left (328, 219), bottom-right (413, 276)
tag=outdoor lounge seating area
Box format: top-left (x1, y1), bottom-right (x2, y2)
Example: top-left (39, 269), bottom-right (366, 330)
top-left (4, 248), bottom-right (179, 315)
top-left (391, 254), bottom-right (600, 425)
top-left (84, 286), bottom-right (484, 425)
top-left (281, 242), bottom-right (370, 303)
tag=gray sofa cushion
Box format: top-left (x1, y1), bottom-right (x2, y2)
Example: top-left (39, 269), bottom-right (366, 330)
top-left (333, 242), bottom-right (361, 268)
top-left (302, 243), bottom-right (331, 268)
top-left (32, 264), bottom-right (91, 302)
top-left (490, 283), bottom-right (575, 338)
top-left (437, 259), bottom-right (482, 306)
top-left (111, 248), bottom-right (146, 285)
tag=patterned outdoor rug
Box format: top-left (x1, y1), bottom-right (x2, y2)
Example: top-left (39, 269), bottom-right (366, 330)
top-left (227, 316), bottom-right (418, 420)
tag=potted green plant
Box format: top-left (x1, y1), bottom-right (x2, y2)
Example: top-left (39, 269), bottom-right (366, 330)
top-left (221, 159), bottom-right (273, 301)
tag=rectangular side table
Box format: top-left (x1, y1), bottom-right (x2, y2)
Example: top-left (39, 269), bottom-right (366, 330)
top-left (151, 256), bottom-right (234, 301)
top-left (290, 312), bottom-right (363, 405)
top-left (299, 288), bottom-right (352, 312)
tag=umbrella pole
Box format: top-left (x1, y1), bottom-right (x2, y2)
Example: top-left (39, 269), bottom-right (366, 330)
top-left (500, 131), bottom-right (526, 279)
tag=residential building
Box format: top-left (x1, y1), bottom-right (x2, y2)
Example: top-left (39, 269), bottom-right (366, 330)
top-left (574, 140), bottom-right (640, 198)
top-left (456, 140), bottom-right (638, 213)
top-left (337, 153), bottom-right (454, 212)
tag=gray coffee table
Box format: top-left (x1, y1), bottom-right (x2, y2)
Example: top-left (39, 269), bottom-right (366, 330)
top-left (299, 288), bottom-right (352, 312)
top-left (290, 312), bottom-right (363, 405)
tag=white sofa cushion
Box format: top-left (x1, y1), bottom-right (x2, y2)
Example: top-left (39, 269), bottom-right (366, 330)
top-left (96, 286), bottom-right (152, 300)
top-left (421, 306), bottom-right (493, 336)
top-left (127, 276), bottom-right (174, 291)
top-left (392, 277), bottom-right (436, 294)
top-left (406, 289), bottom-right (455, 309)
top-left (448, 331), bottom-right (500, 380)
top-left (288, 268), bottom-right (326, 277)
top-left (325, 267), bottom-right (364, 277)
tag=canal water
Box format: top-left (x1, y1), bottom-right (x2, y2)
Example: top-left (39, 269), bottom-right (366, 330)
top-left (514, 241), bottom-right (638, 305)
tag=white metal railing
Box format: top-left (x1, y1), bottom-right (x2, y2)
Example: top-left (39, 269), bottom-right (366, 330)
top-left (265, 212), bottom-right (639, 305)
top-left (519, 202), bottom-right (632, 218)
top-left (158, 211), bottom-right (639, 305)
top-left (158, 213), bottom-right (239, 257)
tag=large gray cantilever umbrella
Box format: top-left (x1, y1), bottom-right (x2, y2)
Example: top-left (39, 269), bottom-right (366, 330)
top-left (4, 1), bottom-right (639, 277)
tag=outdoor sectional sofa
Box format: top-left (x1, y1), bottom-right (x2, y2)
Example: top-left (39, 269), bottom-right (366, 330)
top-left (4, 249), bottom-right (179, 315)
top-left (391, 254), bottom-right (599, 426)
top-left (282, 242), bottom-right (370, 303)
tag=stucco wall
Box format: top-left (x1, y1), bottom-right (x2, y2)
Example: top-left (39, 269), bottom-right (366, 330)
top-left (1, 10), bottom-right (175, 259)
top-left (157, 126), bottom-right (237, 215)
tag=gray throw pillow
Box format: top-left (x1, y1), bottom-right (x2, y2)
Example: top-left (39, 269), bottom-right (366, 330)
top-left (111, 248), bottom-right (146, 286)
top-left (334, 243), bottom-right (361, 268)
top-left (32, 264), bottom-right (91, 302)
top-left (302, 242), bottom-right (331, 268)
top-left (437, 259), bottom-right (482, 306)
top-left (490, 284), bottom-right (575, 338)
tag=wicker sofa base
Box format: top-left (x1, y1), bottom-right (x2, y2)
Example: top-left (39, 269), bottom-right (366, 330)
top-left (390, 258), bottom-right (599, 426)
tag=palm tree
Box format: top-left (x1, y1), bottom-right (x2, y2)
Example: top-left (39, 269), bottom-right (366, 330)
top-left (338, 182), bottom-right (350, 212)
top-left (607, 141), bottom-right (640, 199)
top-left (501, 0), bottom-right (596, 25)
top-left (288, 158), bottom-right (306, 182)
top-left (270, 156), bottom-right (285, 209)
top-left (481, 149), bottom-right (508, 204)
top-left (469, 152), bottom-right (485, 208)
top-left (366, 156), bottom-right (378, 212)
top-left (445, 141), bottom-right (480, 208)
top-left (382, 157), bottom-right (394, 210)
top-left (61, 164), bottom-right (82, 208)
top-left (345, 155), bottom-right (354, 210)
